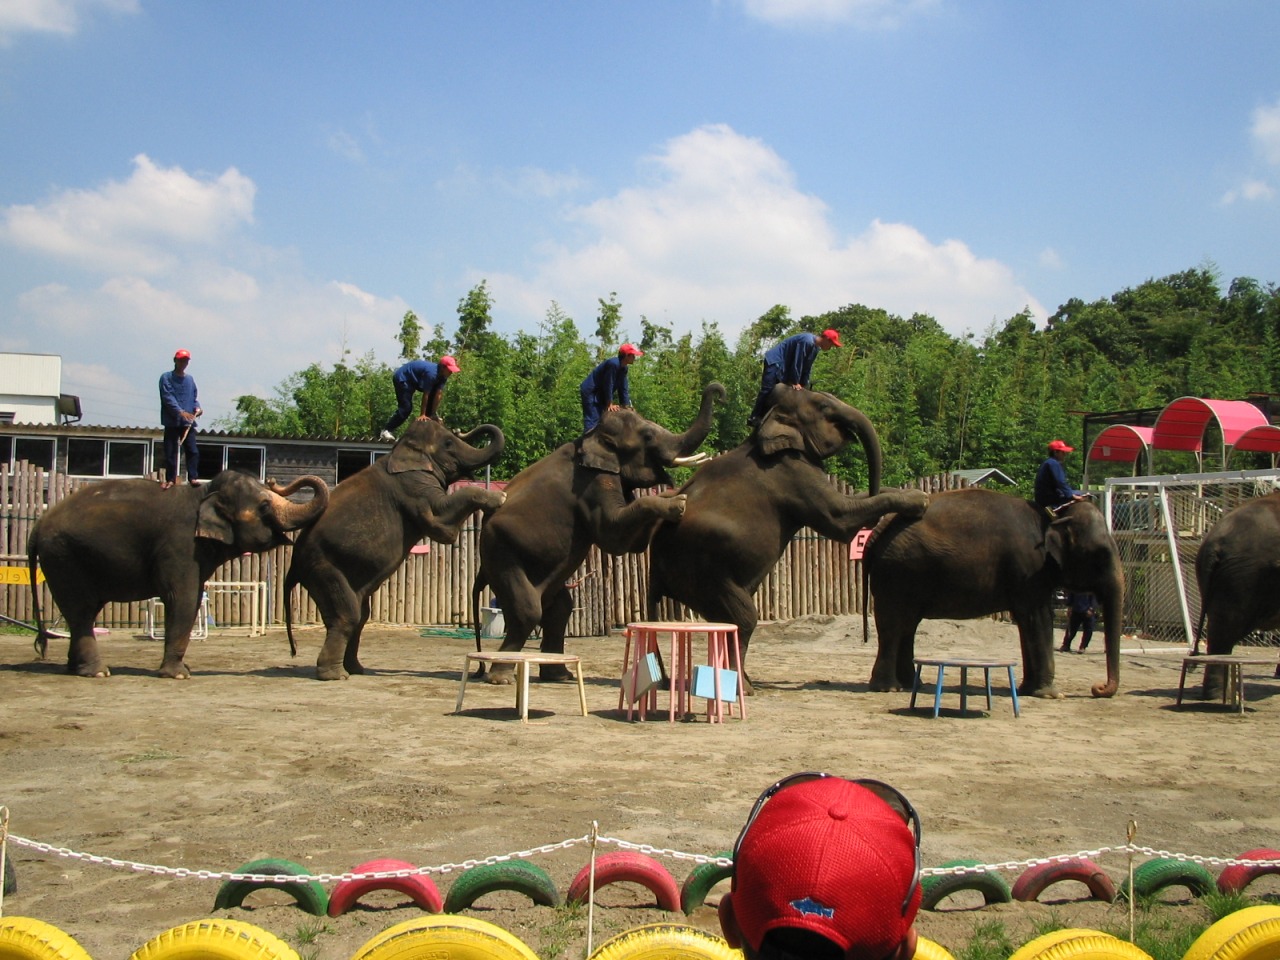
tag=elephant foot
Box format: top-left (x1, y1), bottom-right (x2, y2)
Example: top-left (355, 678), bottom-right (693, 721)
top-left (316, 663), bottom-right (350, 681)
top-left (538, 664), bottom-right (575, 683)
top-left (72, 662), bottom-right (110, 678)
top-left (157, 661), bottom-right (191, 679)
top-left (868, 678), bottom-right (905, 693)
top-left (343, 660), bottom-right (366, 676)
top-left (486, 664), bottom-right (516, 685)
top-left (1019, 683), bottom-right (1064, 699)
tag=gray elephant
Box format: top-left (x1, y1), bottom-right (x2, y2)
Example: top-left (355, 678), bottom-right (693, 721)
top-left (1194, 491), bottom-right (1280, 698)
top-left (646, 385), bottom-right (929, 691)
top-left (285, 418), bottom-right (506, 680)
top-left (470, 382), bottom-right (724, 684)
top-left (866, 488), bottom-right (1123, 698)
top-left (28, 471), bottom-right (329, 678)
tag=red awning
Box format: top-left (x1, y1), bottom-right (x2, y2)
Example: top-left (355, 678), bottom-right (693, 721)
top-left (1088, 424), bottom-right (1153, 462)
top-left (1231, 424), bottom-right (1280, 453)
top-left (1150, 397), bottom-right (1269, 452)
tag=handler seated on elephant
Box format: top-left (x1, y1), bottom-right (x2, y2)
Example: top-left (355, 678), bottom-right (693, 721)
top-left (719, 773), bottom-right (922, 960)
top-left (380, 355), bottom-right (459, 441)
top-left (749, 329), bottom-right (841, 427)
top-left (580, 343), bottom-right (643, 433)
top-left (1034, 438), bottom-right (1087, 515)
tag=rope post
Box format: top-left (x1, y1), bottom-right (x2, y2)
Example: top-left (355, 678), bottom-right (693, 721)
top-left (1127, 819), bottom-right (1138, 943)
top-left (0, 805), bottom-right (9, 918)
top-left (586, 820), bottom-right (599, 959)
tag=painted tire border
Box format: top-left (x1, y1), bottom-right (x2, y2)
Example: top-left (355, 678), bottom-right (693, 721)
top-left (1119, 858), bottom-right (1216, 902)
top-left (0, 917), bottom-right (93, 960)
top-left (127, 918), bottom-right (300, 960)
top-left (327, 858), bottom-right (443, 917)
top-left (1216, 849), bottom-right (1280, 896)
top-left (350, 915), bottom-right (539, 960)
top-left (212, 858), bottom-right (328, 917)
top-left (1183, 905), bottom-right (1280, 960)
top-left (567, 851), bottom-right (681, 912)
top-left (679, 852), bottom-right (733, 915)
top-left (587, 922), bottom-right (737, 959)
top-left (1012, 858), bottom-right (1117, 903)
top-left (921, 859), bottom-right (1013, 911)
top-left (442, 859), bottom-right (561, 913)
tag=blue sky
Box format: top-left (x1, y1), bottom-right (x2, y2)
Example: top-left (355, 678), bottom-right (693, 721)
top-left (1, 0), bottom-right (1278, 427)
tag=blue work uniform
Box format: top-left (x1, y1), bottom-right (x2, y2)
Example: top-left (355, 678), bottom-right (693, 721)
top-left (580, 357), bottom-right (632, 433)
top-left (384, 360), bottom-right (449, 433)
top-left (158, 370), bottom-right (200, 483)
top-left (1034, 456), bottom-right (1080, 510)
top-left (750, 332), bottom-right (820, 423)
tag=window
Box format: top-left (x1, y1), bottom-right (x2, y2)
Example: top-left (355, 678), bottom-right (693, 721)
top-left (337, 449), bottom-right (381, 483)
top-left (3, 436), bottom-right (55, 471)
top-left (188, 442), bottom-right (265, 481)
top-left (67, 438), bottom-right (150, 477)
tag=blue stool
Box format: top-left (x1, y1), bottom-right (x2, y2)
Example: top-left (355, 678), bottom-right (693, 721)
top-left (910, 658), bottom-right (1020, 718)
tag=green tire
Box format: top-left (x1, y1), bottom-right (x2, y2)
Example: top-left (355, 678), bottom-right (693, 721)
top-left (679, 853), bottom-right (734, 915)
top-left (920, 859), bottom-right (1012, 911)
top-left (213, 858), bottom-right (329, 916)
top-left (443, 859), bottom-right (561, 912)
top-left (1118, 857), bottom-right (1216, 902)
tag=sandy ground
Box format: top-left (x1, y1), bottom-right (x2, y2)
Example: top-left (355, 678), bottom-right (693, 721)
top-left (2, 615), bottom-right (1280, 960)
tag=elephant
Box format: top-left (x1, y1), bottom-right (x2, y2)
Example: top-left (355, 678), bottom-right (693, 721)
top-left (470, 382), bottom-right (724, 684)
top-left (285, 418), bottom-right (506, 680)
top-left (646, 385), bottom-right (929, 691)
top-left (27, 471), bottom-right (329, 678)
top-left (1193, 491), bottom-right (1280, 699)
top-left (865, 487), bottom-right (1123, 699)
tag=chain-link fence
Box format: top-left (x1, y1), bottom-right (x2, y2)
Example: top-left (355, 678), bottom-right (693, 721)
top-left (1104, 469), bottom-right (1280, 649)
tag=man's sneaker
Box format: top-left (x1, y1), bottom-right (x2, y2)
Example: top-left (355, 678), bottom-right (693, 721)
top-left (380, 430), bottom-right (395, 442)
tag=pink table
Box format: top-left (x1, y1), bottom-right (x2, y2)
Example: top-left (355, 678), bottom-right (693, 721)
top-left (619, 621), bottom-right (745, 723)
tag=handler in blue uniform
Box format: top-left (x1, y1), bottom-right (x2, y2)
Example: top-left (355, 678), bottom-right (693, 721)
top-left (1034, 439), bottom-right (1087, 514)
top-left (580, 343), bottom-right (643, 433)
top-left (158, 348), bottom-right (202, 489)
top-left (749, 328), bottom-right (841, 426)
top-left (380, 355), bottom-right (459, 441)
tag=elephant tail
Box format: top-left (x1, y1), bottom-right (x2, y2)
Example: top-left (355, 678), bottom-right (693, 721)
top-left (27, 525), bottom-right (49, 660)
top-left (858, 512), bottom-right (901, 644)
top-left (471, 568), bottom-right (488, 655)
top-left (1193, 547), bottom-right (1222, 657)
top-left (283, 564), bottom-right (298, 658)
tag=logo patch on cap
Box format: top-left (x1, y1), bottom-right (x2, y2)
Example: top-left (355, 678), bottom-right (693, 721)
top-left (789, 897), bottom-right (835, 918)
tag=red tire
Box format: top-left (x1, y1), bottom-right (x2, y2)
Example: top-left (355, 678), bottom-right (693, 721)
top-left (328, 858), bottom-right (443, 917)
top-left (1012, 858), bottom-right (1117, 903)
top-left (567, 852), bottom-right (681, 912)
top-left (1217, 848), bottom-right (1280, 895)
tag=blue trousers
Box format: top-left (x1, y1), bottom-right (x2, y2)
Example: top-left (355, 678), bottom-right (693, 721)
top-left (163, 423), bottom-right (200, 483)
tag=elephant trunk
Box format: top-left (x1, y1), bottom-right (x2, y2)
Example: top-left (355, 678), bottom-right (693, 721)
top-left (266, 475), bottom-right (330, 530)
top-left (456, 424), bottom-right (506, 472)
top-left (845, 406), bottom-right (883, 497)
top-left (670, 382), bottom-right (725, 459)
top-left (1090, 574), bottom-right (1124, 698)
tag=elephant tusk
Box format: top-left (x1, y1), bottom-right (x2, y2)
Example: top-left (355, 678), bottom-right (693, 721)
top-left (672, 452), bottom-right (712, 466)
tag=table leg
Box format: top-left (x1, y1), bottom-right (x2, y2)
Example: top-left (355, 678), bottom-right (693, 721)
top-left (932, 665), bottom-right (944, 718)
top-left (984, 668), bottom-right (993, 710)
top-left (574, 660), bottom-right (588, 717)
top-left (959, 666), bottom-right (969, 714)
top-left (619, 628), bottom-right (633, 714)
top-left (1177, 660), bottom-right (1189, 706)
top-left (455, 655), bottom-right (471, 714)
top-left (1007, 666), bottom-right (1020, 717)
top-left (518, 660), bottom-right (530, 722)
top-left (910, 663), bottom-right (923, 709)
top-left (1234, 666), bottom-right (1244, 714)
top-left (729, 628), bottom-right (745, 720)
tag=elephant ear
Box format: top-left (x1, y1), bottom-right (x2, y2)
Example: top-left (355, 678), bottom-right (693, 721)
top-left (386, 428), bottom-right (440, 478)
top-left (577, 432), bottom-right (621, 474)
top-left (195, 490), bottom-right (237, 545)
top-left (1045, 515), bottom-right (1073, 568)
top-left (755, 408), bottom-right (805, 456)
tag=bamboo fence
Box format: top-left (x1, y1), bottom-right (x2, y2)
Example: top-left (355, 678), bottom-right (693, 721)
top-left (0, 463), bottom-right (964, 638)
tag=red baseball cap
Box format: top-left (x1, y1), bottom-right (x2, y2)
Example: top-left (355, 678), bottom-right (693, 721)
top-left (1048, 439), bottom-right (1074, 452)
top-left (821, 328), bottom-right (843, 347)
top-left (440, 355), bottom-right (460, 373)
top-left (619, 343), bottom-right (644, 357)
top-left (174, 349), bottom-right (191, 360)
top-left (728, 776), bottom-right (920, 957)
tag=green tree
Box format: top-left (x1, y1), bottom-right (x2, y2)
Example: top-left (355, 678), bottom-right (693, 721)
top-left (396, 310), bottom-right (423, 361)
top-left (456, 280), bottom-right (495, 353)
top-left (595, 292), bottom-right (623, 354)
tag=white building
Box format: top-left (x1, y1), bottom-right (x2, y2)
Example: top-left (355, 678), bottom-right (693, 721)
top-left (0, 352), bottom-right (79, 425)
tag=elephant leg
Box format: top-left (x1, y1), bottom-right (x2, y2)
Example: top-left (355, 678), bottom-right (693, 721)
top-left (868, 606), bottom-right (920, 692)
top-left (1015, 607), bottom-right (1062, 698)
top-left (343, 597), bottom-right (372, 676)
top-left (421, 488), bottom-right (506, 543)
top-left (158, 593), bottom-right (199, 679)
top-left (680, 582), bottom-right (759, 695)
top-left (488, 574), bottom-right (542, 686)
top-left (312, 571), bottom-right (363, 681)
top-left (536, 586), bottom-right (575, 681)
top-left (63, 609), bottom-right (110, 678)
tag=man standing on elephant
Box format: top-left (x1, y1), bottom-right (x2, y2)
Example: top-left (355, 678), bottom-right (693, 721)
top-left (1035, 439), bottom-right (1087, 515)
top-left (380, 355), bottom-right (459, 441)
top-left (158, 348), bottom-right (202, 490)
top-left (580, 342), bottom-right (643, 433)
top-left (749, 329), bottom-right (841, 426)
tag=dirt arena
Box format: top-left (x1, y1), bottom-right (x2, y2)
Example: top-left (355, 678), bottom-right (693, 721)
top-left (3, 615), bottom-right (1279, 959)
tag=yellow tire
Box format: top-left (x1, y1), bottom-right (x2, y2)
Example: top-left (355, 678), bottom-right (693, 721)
top-left (127, 919), bottom-right (300, 960)
top-left (588, 923), bottom-right (739, 959)
top-left (351, 916), bottom-right (539, 960)
top-left (0, 918), bottom-right (93, 960)
top-left (1008, 928), bottom-right (1152, 960)
top-left (915, 936), bottom-right (957, 960)
top-left (1182, 905), bottom-right (1280, 960)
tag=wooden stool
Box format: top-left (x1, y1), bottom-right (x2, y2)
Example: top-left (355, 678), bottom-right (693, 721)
top-left (910, 658), bottom-right (1021, 718)
top-left (1177, 654), bottom-right (1276, 714)
top-left (620, 622), bottom-right (745, 722)
top-left (455, 652), bottom-right (587, 722)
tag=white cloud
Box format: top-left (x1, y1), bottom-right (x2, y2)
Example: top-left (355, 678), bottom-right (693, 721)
top-left (1253, 98), bottom-right (1280, 165)
top-left (1221, 179), bottom-right (1275, 205)
top-left (0, 0), bottom-right (138, 42)
top-left (1, 154), bottom-right (256, 274)
top-left (488, 124), bottom-right (1041, 340)
top-left (737, 0), bottom-right (940, 27)
top-left (1039, 247), bottom-right (1064, 270)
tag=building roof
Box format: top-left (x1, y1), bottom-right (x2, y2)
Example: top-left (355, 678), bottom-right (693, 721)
top-left (1151, 397), bottom-right (1269, 452)
top-left (950, 467), bottom-right (1016, 486)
